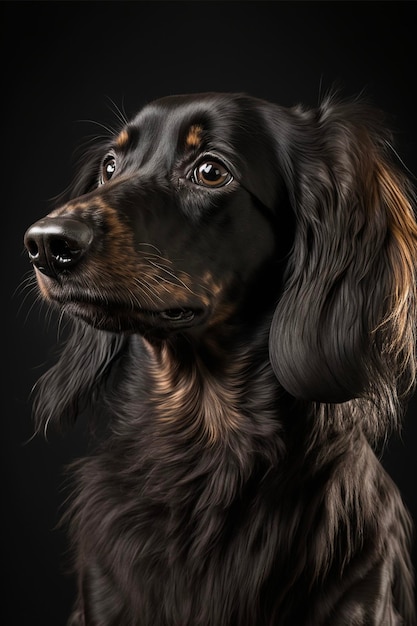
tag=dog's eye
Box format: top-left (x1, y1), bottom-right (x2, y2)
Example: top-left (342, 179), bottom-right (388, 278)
top-left (192, 160), bottom-right (232, 188)
top-left (101, 155), bottom-right (116, 183)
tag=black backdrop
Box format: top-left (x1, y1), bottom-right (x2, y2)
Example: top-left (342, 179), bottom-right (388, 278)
top-left (2, 2), bottom-right (416, 623)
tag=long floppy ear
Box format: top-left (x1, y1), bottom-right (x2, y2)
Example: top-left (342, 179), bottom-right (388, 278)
top-left (31, 321), bottom-right (127, 434)
top-left (266, 98), bottom-right (417, 404)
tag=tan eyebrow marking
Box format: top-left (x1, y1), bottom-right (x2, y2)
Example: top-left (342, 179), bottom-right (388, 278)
top-left (185, 124), bottom-right (203, 148)
top-left (116, 129), bottom-right (130, 149)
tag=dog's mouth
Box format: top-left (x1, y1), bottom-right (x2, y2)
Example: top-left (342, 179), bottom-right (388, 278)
top-left (60, 299), bottom-right (207, 332)
top-left (158, 308), bottom-right (198, 323)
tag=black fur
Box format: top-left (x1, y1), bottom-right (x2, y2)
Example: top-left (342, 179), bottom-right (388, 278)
top-left (24, 92), bottom-right (417, 625)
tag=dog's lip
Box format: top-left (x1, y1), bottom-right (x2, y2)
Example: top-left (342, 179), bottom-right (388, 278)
top-left (60, 299), bottom-right (207, 330)
top-left (157, 308), bottom-right (198, 322)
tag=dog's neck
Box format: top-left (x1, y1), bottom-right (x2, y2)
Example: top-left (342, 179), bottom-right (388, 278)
top-left (138, 322), bottom-right (285, 460)
top-left (136, 323), bottom-right (375, 469)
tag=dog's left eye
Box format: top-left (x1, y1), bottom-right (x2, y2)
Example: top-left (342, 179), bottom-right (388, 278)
top-left (100, 155), bottom-right (116, 184)
top-left (191, 160), bottom-right (233, 188)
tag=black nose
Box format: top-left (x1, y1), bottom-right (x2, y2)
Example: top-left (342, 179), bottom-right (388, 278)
top-left (24, 216), bottom-right (93, 277)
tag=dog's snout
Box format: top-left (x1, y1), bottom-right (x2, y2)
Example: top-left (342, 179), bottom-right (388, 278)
top-left (24, 216), bottom-right (93, 277)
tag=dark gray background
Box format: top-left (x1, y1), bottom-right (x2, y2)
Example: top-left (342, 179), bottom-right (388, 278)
top-left (3, 2), bottom-right (416, 623)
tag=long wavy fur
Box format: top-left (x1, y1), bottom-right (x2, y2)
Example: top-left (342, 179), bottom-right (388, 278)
top-left (26, 92), bottom-right (416, 625)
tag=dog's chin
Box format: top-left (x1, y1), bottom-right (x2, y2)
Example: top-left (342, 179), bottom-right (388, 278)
top-left (61, 301), bottom-right (207, 333)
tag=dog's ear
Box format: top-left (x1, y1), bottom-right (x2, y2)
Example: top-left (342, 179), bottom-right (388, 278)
top-left (265, 98), bottom-right (417, 405)
top-left (32, 321), bottom-right (127, 434)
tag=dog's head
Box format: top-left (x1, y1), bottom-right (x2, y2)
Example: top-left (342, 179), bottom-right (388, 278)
top-left (24, 92), bottom-right (417, 408)
top-left (25, 93), bottom-right (290, 335)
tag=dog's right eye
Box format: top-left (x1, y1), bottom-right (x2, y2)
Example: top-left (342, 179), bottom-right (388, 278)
top-left (189, 158), bottom-right (233, 188)
top-left (100, 155), bottom-right (116, 184)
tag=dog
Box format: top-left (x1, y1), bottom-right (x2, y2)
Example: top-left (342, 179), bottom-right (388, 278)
top-left (24, 92), bottom-right (417, 625)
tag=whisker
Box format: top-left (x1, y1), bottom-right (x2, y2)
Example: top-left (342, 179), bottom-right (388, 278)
top-left (15, 282), bottom-right (39, 318)
top-left (146, 260), bottom-right (195, 294)
top-left (76, 118), bottom-right (119, 137)
top-left (133, 277), bottom-right (164, 305)
top-left (137, 242), bottom-right (164, 256)
top-left (105, 95), bottom-right (130, 128)
top-left (13, 271), bottom-right (36, 298)
top-left (21, 292), bottom-right (43, 326)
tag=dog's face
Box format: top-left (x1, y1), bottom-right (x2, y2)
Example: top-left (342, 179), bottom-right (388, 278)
top-left (25, 93), bottom-right (290, 335)
top-left (24, 92), bottom-right (417, 404)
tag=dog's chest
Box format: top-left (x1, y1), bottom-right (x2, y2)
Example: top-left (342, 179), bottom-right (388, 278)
top-left (77, 432), bottom-right (287, 623)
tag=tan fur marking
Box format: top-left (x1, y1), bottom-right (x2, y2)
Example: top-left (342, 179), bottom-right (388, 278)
top-left (149, 343), bottom-right (244, 444)
top-left (376, 162), bottom-right (417, 392)
top-left (46, 198), bottom-right (213, 312)
top-left (116, 129), bottom-right (130, 149)
top-left (36, 272), bottom-right (52, 299)
top-left (185, 124), bottom-right (203, 148)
